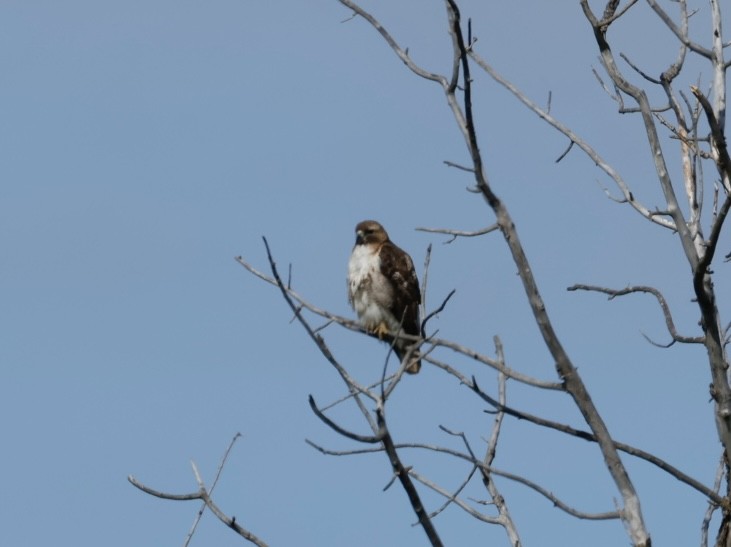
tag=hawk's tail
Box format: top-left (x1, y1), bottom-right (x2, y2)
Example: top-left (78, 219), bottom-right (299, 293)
top-left (405, 358), bottom-right (421, 374)
top-left (395, 347), bottom-right (421, 374)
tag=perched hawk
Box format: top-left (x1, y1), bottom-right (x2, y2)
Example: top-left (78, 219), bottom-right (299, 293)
top-left (347, 220), bottom-right (422, 373)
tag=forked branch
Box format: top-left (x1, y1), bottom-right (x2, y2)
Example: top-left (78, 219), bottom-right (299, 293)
top-left (445, 1), bottom-right (650, 542)
top-left (235, 254), bottom-right (562, 390)
top-left (309, 395), bottom-right (444, 546)
top-left (128, 435), bottom-right (267, 547)
top-left (567, 283), bottom-right (704, 345)
top-left (470, 378), bottom-right (723, 505)
top-left (307, 437), bottom-right (621, 521)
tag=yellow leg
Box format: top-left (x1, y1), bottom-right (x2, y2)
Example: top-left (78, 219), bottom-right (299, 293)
top-left (373, 322), bottom-right (390, 340)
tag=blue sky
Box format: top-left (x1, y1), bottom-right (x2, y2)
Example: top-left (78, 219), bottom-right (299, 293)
top-left (2, 1), bottom-right (728, 545)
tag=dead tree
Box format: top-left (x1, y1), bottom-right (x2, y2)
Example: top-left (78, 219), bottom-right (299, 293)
top-left (135, 1), bottom-right (731, 545)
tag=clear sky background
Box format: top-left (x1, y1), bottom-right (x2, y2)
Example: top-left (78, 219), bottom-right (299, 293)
top-left (2, 1), bottom-right (729, 546)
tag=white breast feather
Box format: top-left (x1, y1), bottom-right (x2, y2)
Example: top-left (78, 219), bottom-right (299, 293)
top-left (348, 245), bottom-right (398, 331)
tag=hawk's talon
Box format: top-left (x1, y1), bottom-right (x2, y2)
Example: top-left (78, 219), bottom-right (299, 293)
top-left (373, 322), bottom-right (390, 340)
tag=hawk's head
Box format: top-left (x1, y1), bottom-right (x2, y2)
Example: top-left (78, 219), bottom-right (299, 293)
top-left (354, 220), bottom-right (389, 246)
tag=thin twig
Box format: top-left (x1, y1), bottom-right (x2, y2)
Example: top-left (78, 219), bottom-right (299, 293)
top-left (336, 0), bottom-right (447, 85)
top-left (443, 160), bottom-right (475, 172)
top-left (468, 49), bottom-right (676, 231)
top-left (184, 433), bottom-right (242, 546)
top-left (309, 395), bottom-right (383, 444)
top-left (409, 468), bottom-right (502, 524)
top-left (428, 426), bottom-right (481, 520)
top-left (416, 224), bottom-right (499, 244)
top-left (421, 289), bottom-right (456, 332)
top-left (307, 438), bottom-right (619, 520)
top-left (555, 140), bottom-right (574, 163)
top-left (128, 473), bottom-right (268, 547)
top-left (700, 453), bottom-right (726, 547)
top-left (259, 238), bottom-right (379, 433)
top-left (470, 378), bottom-right (723, 505)
top-left (421, 243), bottom-right (432, 314)
top-left (568, 283), bottom-right (704, 344)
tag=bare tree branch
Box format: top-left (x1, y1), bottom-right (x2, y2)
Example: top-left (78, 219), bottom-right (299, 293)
top-left (185, 433), bottom-right (242, 547)
top-left (260, 237), bottom-right (380, 432)
top-left (448, 1), bottom-right (650, 541)
top-left (309, 395), bottom-right (383, 444)
top-left (376, 408), bottom-right (445, 547)
top-left (582, 1), bottom-right (699, 278)
top-left (421, 289), bottom-right (456, 332)
top-left (235, 254), bottom-right (563, 390)
top-left (599, 0), bottom-right (640, 27)
top-left (700, 454), bottom-right (726, 547)
top-left (443, 159), bottom-right (475, 173)
top-left (132, 2), bottom-right (731, 545)
top-left (567, 283), bottom-right (705, 344)
top-left (425, 435), bottom-right (481, 521)
top-left (416, 224), bottom-right (499, 243)
top-left (336, 0), bottom-right (447, 86)
top-left (421, 243), bottom-right (433, 313)
top-left (128, 470), bottom-right (268, 547)
top-left (467, 49), bottom-right (675, 230)
top-left (645, 0), bottom-right (713, 59)
top-left (620, 52), bottom-right (661, 85)
top-left (408, 468), bottom-right (503, 525)
top-left (479, 338), bottom-right (521, 545)
top-left (469, 377), bottom-right (724, 505)
top-left (692, 86), bottom-right (731, 191)
top-left (307, 438), bottom-right (621, 521)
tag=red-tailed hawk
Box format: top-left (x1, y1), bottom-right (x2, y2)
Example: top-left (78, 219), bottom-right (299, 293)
top-left (347, 220), bottom-right (422, 373)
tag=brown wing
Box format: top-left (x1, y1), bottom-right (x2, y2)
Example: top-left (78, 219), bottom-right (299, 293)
top-left (379, 241), bottom-right (421, 337)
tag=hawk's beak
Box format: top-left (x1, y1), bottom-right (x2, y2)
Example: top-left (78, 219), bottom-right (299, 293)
top-left (355, 230), bottom-right (364, 245)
